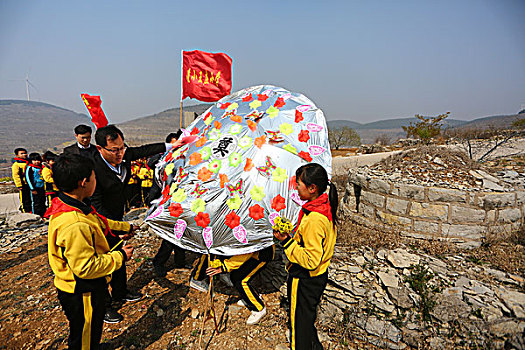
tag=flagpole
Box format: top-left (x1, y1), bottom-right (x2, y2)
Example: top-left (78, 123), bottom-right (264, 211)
top-left (180, 50), bottom-right (184, 130)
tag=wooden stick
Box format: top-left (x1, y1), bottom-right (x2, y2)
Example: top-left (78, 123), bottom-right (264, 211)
top-left (109, 239), bottom-right (123, 252)
top-left (180, 100), bottom-right (183, 129)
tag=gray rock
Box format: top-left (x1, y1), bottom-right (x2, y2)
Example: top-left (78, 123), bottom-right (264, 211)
top-left (386, 249), bottom-right (420, 268)
top-left (489, 319), bottom-right (525, 337)
top-left (7, 213), bottom-right (42, 228)
top-left (497, 289), bottom-right (525, 318)
top-left (387, 286), bottom-right (413, 309)
top-left (431, 294), bottom-right (471, 323)
top-left (378, 269), bottom-right (399, 288)
top-left (357, 316), bottom-right (402, 343)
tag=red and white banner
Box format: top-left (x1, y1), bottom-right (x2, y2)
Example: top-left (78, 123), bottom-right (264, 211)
top-left (182, 50), bottom-right (232, 102)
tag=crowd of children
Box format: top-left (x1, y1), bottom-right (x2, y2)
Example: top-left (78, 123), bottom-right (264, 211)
top-left (11, 130), bottom-right (337, 349)
top-left (11, 149), bottom-right (154, 218)
top-left (11, 148), bottom-right (59, 216)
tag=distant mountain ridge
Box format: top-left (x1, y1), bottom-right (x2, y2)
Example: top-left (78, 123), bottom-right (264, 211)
top-left (0, 99), bottom-right (522, 165)
top-left (0, 100), bottom-right (90, 162)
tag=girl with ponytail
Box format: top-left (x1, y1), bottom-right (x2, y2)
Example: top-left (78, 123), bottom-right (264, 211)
top-left (273, 163), bottom-right (338, 350)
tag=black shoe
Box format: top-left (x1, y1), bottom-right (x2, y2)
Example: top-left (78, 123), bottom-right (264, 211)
top-left (122, 291), bottom-right (143, 302)
top-left (104, 309), bottom-right (123, 324)
top-left (153, 263), bottom-right (167, 277)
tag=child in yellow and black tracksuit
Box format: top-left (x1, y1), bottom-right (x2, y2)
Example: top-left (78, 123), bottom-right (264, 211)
top-left (274, 163), bottom-right (338, 350)
top-left (46, 154), bottom-right (134, 350)
top-left (193, 245), bottom-right (275, 325)
top-left (137, 160), bottom-right (153, 206)
top-left (11, 147), bottom-right (32, 213)
top-left (126, 161), bottom-right (141, 210)
top-left (42, 152), bottom-right (59, 205)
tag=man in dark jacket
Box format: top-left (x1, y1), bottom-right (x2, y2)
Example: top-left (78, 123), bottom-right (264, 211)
top-left (92, 124), bottom-right (182, 323)
top-left (63, 124), bottom-right (98, 158)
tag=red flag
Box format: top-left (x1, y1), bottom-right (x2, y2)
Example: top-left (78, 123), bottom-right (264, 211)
top-left (182, 50), bottom-right (232, 102)
top-left (80, 93), bottom-right (109, 129)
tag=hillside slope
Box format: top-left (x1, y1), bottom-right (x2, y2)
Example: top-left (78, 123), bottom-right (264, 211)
top-left (0, 100), bottom-right (90, 161)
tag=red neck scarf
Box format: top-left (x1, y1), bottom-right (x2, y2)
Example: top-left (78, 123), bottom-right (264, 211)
top-left (14, 157), bottom-right (28, 164)
top-left (44, 196), bottom-right (116, 237)
top-left (295, 193), bottom-right (332, 231)
top-left (26, 163), bottom-right (42, 169)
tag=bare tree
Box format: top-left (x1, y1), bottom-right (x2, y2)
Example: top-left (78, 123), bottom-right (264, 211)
top-left (328, 126), bottom-right (361, 150)
top-left (445, 125), bottom-right (523, 162)
top-left (374, 134), bottom-right (391, 146)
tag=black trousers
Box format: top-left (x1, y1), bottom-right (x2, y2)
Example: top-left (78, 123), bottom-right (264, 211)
top-left (105, 235), bottom-right (128, 307)
top-left (193, 255), bottom-right (266, 312)
top-left (287, 272), bottom-right (328, 350)
top-left (141, 186), bottom-right (152, 207)
top-left (230, 258), bottom-right (266, 312)
top-left (57, 287), bottom-right (106, 350)
top-left (153, 239), bottom-right (186, 268)
top-left (29, 188), bottom-right (46, 216)
top-left (18, 185), bottom-right (32, 213)
top-left (125, 183), bottom-right (141, 209)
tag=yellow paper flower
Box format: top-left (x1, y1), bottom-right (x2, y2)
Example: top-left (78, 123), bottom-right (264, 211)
top-left (249, 100), bottom-right (261, 110)
top-left (283, 143), bottom-right (298, 154)
top-left (226, 194), bottom-right (242, 210)
top-left (272, 167), bottom-right (287, 183)
top-left (226, 102), bottom-right (238, 111)
top-left (266, 106), bottom-right (279, 118)
top-left (172, 188), bottom-right (187, 203)
top-left (165, 163), bottom-right (175, 176)
top-left (169, 182), bottom-right (178, 194)
top-left (250, 185), bottom-right (266, 201)
top-left (279, 123), bottom-right (294, 135)
top-left (191, 198), bottom-right (206, 214)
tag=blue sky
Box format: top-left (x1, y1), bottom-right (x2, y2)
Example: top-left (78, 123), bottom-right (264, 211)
top-left (1, 0), bottom-right (524, 123)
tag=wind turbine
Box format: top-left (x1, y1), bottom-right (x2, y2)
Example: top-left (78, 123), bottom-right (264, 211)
top-left (9, 72), bottom-right (38, 101)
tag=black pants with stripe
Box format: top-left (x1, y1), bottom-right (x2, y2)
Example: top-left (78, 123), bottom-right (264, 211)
top-left (230, 258), bottom-right (267, 312)
top-left (287, 272), bottom-right (328, 350)
top-left (18, 186), bottom-right (32, 213)
top-left (57, 287), bottom-right (106, 350)
top-left (29, 188), bottom-right (46, 216)
top-left (193, 255), bottom-right (266, 312)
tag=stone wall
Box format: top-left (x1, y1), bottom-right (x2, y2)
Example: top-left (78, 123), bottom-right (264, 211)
top-left (342, 170), bottom-right (525, 248)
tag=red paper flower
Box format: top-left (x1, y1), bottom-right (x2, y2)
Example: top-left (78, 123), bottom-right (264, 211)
top-left (165, 152), bottom-right (173, 162)
top-left (298, 130), bottom-right (310, 143)
top-left (295, 110), bottom-right (304, 123)
top-left (249, 204), bottom-right (265, 221)
top-left (159, 186), bottom-right (170, 205)
top-left (195, 212), bottom-right (210, 228)
top-left (220, 102), bottom-right (231, 110)
top-left (271, 195), bottom-right (286, 212)
top-left (242, 94), bottom-right (253, 102)
top-left (289, 175), bottom-right (297, 190)
top-left (169, 203), bottom-right (183, 217)
top-left (191, 127), bottom-right (199, 135)
top-left (274, 97), bottom-right (285, 108)
top-left (225, 211), bottom-right (241, 229)
top-left (257, 94), bottom-right (269, 101)
top-left (298, 151), bottom-right (312, 162)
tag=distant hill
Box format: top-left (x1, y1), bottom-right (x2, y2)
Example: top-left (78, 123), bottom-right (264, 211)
top-left (118, 104), bottom-right (211, 145)
top-left (1, 98), bottom-right (522, 169)
top-left (453, 114), bottom-right (522, 130)
top-left (327, 117), bottom-right (468, 144)
top-left (0, 100), bottom-right (90, 162)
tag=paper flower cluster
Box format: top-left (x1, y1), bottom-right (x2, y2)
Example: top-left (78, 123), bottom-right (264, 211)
top-left (144, 85), bottom-right (332, 255)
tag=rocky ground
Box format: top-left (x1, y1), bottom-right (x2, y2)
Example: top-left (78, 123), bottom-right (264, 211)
top-left (1, 145), bottom-right (525, 349)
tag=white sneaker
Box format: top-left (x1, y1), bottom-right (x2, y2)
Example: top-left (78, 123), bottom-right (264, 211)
top-left (246, 307), bottom-right (267, 325)
top-left (189, 278), bottom-right (209, 293)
